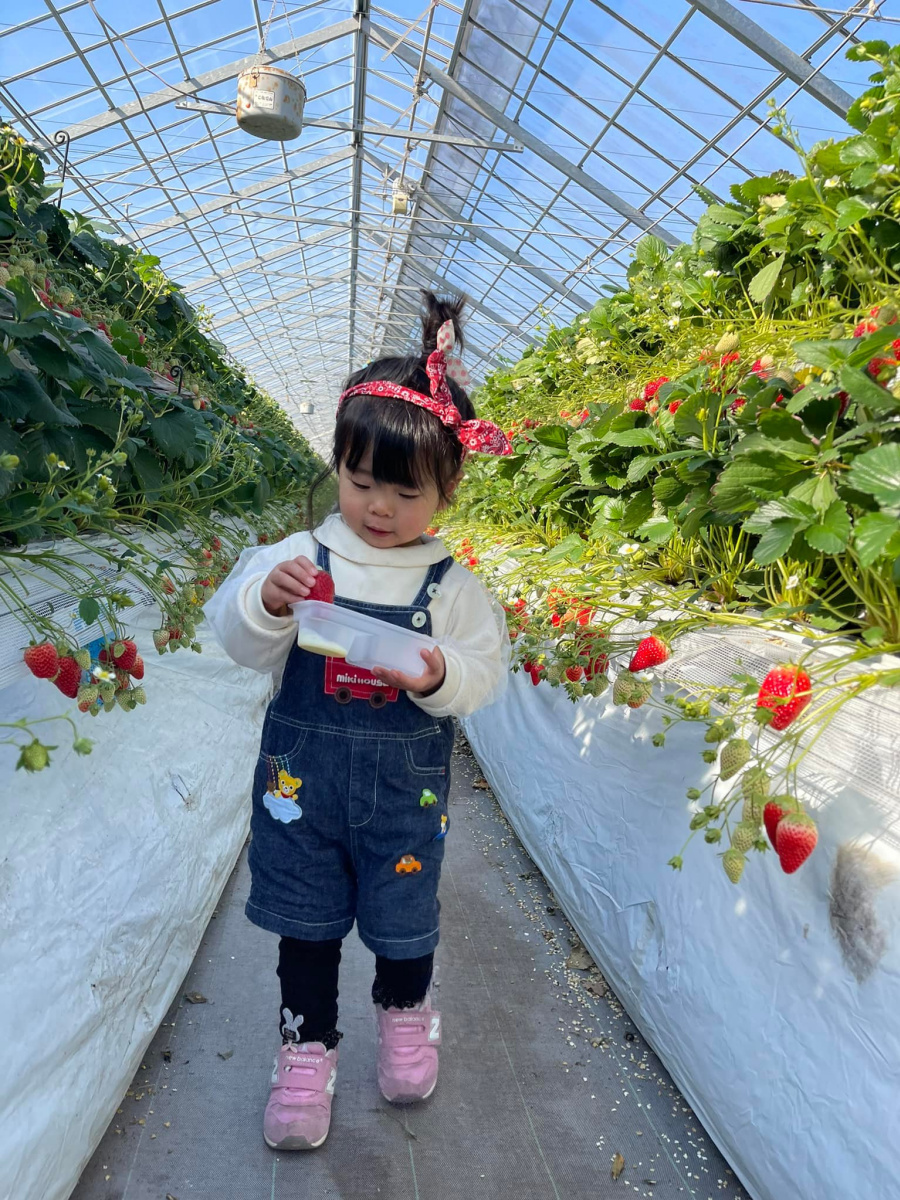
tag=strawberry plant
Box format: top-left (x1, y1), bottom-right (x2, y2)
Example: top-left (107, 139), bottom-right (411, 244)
top-left (443, 39), bottom-right (900, 885)
top-left (0, 128), bottom-right (324, 772)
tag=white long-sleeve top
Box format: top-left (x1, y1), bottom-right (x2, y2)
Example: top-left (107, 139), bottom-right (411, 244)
top-left (203, 513), bottom-right (509, 718)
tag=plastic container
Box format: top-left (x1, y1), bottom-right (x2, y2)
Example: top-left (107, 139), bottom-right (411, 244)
top-left (291, 601), bottom-right (435, 678)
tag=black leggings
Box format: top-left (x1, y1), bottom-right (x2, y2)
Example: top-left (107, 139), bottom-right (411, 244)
top-left (277, 937), bottom-right (434, 1050)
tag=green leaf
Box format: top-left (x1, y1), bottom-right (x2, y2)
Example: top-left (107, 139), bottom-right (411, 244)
top-left (0, 368), bottom-right (80, 427)
top-left (603, 427), bottom-right (660, 448)
top-left (835, 197), bottom-right (874, 228)
top-left (804, 500), bottom-right (851, 553)
top-left (131, 447), bottom-right (165, 495)
top-left (620, 488), bottom-right (654, 533)
top-left (853, 512), bottom-right (899, 566)
top-left (6, 276), bottom-right (42, 319)
top-left (70, 231), bottom-right (112, 268)
top-left (79, 597), bottom-right (101, 626)
top-left (545, 533), bottom-right (586, 564)
top-left (532, 423), bottom-right (570, 450)
top-left (752, 518), bottom-right (799, 565)
top-left (794, 338), bottom-right (849, 371)
top-left (704, 204), bottom-right (746, 227)
top-left (653, 474), bottom-right (690, 507)
top-left (848, 443), bottom-right (900, 509)
top-left (636, 515), bottom-right (675, 544)
top-left (748, 254), bottom-right (785, 304)
top-left (838, 135), bottom-right (880, 164)
top-left (147, 411), bottom-right (198, 461)
top-left (710, 459), bottom-right (783, 512)
top-left (838, 364), bottom-right (896, 412)
top-left (626, 455), bottom-right (658, 483)
top-left (744, 497), bottom-right (816, 533)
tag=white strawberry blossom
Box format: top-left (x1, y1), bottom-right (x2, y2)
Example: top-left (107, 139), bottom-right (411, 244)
top-left (703, 268), bottom-right (720, 278)
top-left (667, 316), bottom-right (680, 328)
top-left (824, 176), bottom-right (841, 188)
top-left (92, 666), bottom-right (116, 682)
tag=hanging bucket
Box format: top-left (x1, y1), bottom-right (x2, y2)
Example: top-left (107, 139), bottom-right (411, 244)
top-left (391, 182), bottom-right (410, 216)
top-left (298, 402), bottom-right (315, 415)
top-left (236, 66), bottom-right (306, 142)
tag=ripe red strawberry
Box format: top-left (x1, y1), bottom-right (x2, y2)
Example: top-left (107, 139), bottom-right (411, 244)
top-left (628, 397), bottom-right (647, 411)
top-left (763, 798), bottom-right (794, 848)
top-left (24, 642), bottom-right (59, 679)
top-left (629, 635), bottom-right (669, 673)
top-left (776, 812), bottom-right (818, 874)
top-left (100, 638), bottom-right (137, 673)
top-left (565, 665), bottom-right (584, 682)
top-left (130, 654), bottom-right (144, 681)
top-left (642, 376), bottom-right (669, 401)
top-left (202, 548), bottom-right (213, 561)
top-left (211, 535), bottom-right (222, 551)
top-left (468, 556), bottom-right (480, 566)
top-left (530, 666), bottom-right (544, 686)
top-left (668, 400), bottom-right (683, 414)
top-left (307, 572), bottom-right (335, 604)
top-left (53, 656), bottom-right (82, 698)
top-left (756, 665), bottom-right (811, 730)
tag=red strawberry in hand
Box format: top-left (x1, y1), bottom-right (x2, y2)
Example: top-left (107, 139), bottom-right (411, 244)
top-left (756, 665), bottom-right (811, 730)
top-left (629, 635), bottom-right (669, 673)
top-left (24, 643), bottom-right (59, 679)
top-left (53, 656), bottom-right (82, 698)
top-left (307, 572), bottom-right (335, 604)
top-left (776, 811), bottom-right (818, 874)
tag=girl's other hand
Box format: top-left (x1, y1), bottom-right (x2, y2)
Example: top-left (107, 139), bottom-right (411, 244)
top-left (261, 556), bottom-right (319, 616)
top-left (372, 646), bottom-right (446, 695)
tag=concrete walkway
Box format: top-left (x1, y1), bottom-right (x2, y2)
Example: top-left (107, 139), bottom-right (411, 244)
top-left (73, 739), bottom-right (748, 1200)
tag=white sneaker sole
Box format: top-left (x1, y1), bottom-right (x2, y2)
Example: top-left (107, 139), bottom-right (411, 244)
top-left (264, 1128), bottom-right (329, 1150)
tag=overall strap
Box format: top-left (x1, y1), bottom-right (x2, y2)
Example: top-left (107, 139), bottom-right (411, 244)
top-left (316, 541), bottom-right (331, 571)
top-left (411, 556), bottom-right (455, 609)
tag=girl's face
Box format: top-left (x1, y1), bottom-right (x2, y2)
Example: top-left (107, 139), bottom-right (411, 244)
top-left (338, 447), bottom-right (458, 549)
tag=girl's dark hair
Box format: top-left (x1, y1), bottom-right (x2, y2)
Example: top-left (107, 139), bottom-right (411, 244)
top-left (307, 291), bottom-right (475, 526)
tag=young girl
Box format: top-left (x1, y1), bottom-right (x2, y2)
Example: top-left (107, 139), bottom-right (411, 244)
top-left (205, 293), bottom-right (510, 1151)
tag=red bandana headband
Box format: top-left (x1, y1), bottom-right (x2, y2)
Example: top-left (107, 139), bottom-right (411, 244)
top-left (338, 320), bottom-right (512, 457)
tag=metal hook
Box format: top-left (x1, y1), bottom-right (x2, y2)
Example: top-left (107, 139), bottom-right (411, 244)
top-left (170, 364), bottom-right (184, 394)
top-left (53, 131), bottom-right (71, 208)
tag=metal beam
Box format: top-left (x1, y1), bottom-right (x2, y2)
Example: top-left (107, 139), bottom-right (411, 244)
top-left (129, 147), bottom-right (354, 242)
top-left (44, 18), bottom-right (359, 146)
top-left (212, 272), bottom-right (353, 331)
top-left (688, 0), bottom-right (853, 117)
top-left (363, 149), bottom-right (595, 312)
top-left (367, 20), bottom-right (680, 245)
top-left (348, 0), bottom-right (370, 373)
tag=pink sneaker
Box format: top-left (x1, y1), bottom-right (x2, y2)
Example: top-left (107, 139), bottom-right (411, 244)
top-left (263, 1042), bottom-right (338, 1150)
top-left (376, 997), bottom-right (442, 1104)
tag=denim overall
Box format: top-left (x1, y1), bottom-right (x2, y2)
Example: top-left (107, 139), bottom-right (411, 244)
top-left (245, 543), bottom-right (455, 960)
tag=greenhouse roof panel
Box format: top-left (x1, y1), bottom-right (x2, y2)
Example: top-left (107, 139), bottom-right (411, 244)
top-left (1, 0), bottom-right (897, 450)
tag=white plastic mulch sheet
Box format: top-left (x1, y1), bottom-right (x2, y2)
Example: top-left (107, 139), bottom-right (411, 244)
top-left (464, 652), bottom-right (900, 1200)
top-left (0, 602), bottom-right (271, 1200)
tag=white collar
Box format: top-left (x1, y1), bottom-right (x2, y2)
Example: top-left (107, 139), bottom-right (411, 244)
top-left (314, 512), bottom-right (451, 567)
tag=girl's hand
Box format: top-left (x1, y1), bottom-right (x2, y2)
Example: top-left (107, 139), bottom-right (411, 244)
top-left (373, 646), bottom-right (446, 695)
top-left (260, 556), bottom-right (319, 616)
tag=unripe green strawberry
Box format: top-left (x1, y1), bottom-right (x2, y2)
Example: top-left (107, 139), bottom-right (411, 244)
top-left (741, 795), bottom-right (763, 825)
top-left (722, 848), bottom-right (745, 884)
top-left (77, 684), bottom-right (99, 713)
top-left (741, 766), bottom-right (770, 802)
top-left (103, 697), bottom-right (116, 713)
top-left (586, 675), bottom-right (609, 698)
top-left (74, 647), bottom-right (92, 670)
top-left (115, 690), bottom-right (135, 711)
top-left (546, 664), bottom-right (563, 685)
top-left (613, 674), bottom-right (636, 705)
top-left (627, 679), bottom-right (652, 709)
top-left (99, 681), bottom-right (116, 703)
top-left (17, 739), bottom-right (52, 772)
top-left (153, 629), bottom-right (171, 652)
top-left (131, 686), bottom-right (146, 705)
top-left (719, 738), bottom-right (752, 780)
top-left (731, 821), bottom-right (758, 853)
